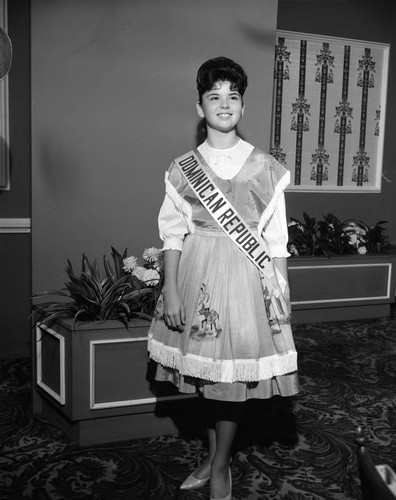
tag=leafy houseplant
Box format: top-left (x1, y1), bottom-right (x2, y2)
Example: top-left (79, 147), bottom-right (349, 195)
top-left (32, 247), bottom-right (192, 446)
top-left (288, 212), bottom-right (390, 257)
top-left (34, 247), bottom-right (163, 327)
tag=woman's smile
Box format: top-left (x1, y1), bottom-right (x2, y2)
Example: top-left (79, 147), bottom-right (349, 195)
top-left (218, 112), bottom-right (232, 119)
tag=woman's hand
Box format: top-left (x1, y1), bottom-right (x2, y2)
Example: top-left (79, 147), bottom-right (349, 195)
top-left (163, 287), bottom-right (186, 332)
top-left (161, 249), bottom-right (186, 332)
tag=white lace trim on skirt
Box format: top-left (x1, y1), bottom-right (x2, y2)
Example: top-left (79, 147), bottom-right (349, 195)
top-left (148, 332), bottom-right (298, 383)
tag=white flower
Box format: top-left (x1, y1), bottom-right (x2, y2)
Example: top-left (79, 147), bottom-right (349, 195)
top-left (143, 247), bottom-right (162, 263)
top-left (131, 265), bottom-right (146, 281)
top-left (348, 233), bottom-right (359, 247)
top-left (344, 222), bottom-right (366, 237)
top-left (153, 261), bottom-right (163, 273)
top-left (142, 268), bottom-right (160, 286)
top-left (289, 244), bottom-right (299, 256)
top-left (288, 220), bottom-right (304, 231)
top-left (123, 256), bottom-right (138, 273)
top-left (358, 246), bottom-right (367, 255)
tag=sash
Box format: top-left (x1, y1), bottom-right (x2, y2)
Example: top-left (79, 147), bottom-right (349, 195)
top-left (174, 150), bottom-right (291, 329)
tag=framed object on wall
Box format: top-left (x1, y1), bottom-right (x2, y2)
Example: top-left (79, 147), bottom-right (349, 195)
top-left (270, 31), bottom-right (390, 193)
top-left (0, 0), bottom-right (10, 190)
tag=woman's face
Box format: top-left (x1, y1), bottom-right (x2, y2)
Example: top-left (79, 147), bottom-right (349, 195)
top-left (196, 80), bottom-right (244, 134)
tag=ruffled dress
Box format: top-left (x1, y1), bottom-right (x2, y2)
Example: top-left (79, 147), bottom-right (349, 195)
top-left (147, 139), bottom-right (299, 402)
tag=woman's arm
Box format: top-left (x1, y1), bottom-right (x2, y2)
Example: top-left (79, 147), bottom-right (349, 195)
top-left (157, 174), bottom-right (191, 332)
top-left (162, 249), bottom-right (186, 332)
top-left (262, 190), bottom-right (291, 309)
top-left (273, 256), bottom-right (291, 314)
top-left (273, 256), bottom-right (288, 283)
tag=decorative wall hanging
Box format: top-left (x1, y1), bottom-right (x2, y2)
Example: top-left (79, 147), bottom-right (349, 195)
top-left (0, 0), bottom-right (11, 190)
top-left (270, 31), bottom-right (389, 192)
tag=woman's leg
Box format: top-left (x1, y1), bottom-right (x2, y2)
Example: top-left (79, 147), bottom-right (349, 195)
top-left (191, 426), bottom-right (216, 479)
top-left (210, 401), bottom-right (243, 499)
top-left (188, 397), bottom-right (217, 480)
top-left (186, 396), bottom-right (243, 496)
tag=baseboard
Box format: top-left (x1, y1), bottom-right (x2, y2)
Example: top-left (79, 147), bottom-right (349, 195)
top-left (0, 218), bottom-right (31, 233)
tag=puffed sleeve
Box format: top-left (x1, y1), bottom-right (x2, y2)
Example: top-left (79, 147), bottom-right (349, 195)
top-left (158, 170), bottom-right (194, 252)
top-left (263, 192), bottom-right (290, 258)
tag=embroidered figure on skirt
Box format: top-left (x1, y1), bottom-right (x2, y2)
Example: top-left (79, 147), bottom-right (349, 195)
top-left (191, 284), bottom-right (222, 338)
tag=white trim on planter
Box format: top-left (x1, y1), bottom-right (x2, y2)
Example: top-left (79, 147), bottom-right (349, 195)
top-left (90, 338), bottom-right (195, 410)
top-left (289, 262), bottom-right (392, 305)
top-left (36, 323), bottom-right (66, 405)
top-left (0, 218), bottom-right (31, 233)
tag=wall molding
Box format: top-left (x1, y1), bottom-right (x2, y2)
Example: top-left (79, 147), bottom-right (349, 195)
top-left (0, 218), bottom-right (31, 233)
top-left (89, 338), bottom-right (196, 410)
top-left (0, 0), bottom-right (10, 190)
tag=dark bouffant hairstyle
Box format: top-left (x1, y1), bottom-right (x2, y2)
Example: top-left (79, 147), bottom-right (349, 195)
top-left (196, 57), bottom-right (248, 103)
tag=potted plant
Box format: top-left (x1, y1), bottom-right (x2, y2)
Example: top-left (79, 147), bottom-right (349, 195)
top-left (287, 212), bottom-right (390, 257)
top-left (32, 247), bottom-right (197, 446)
top-left (286, 213), bottom-right (395, 324)
top-left (33, 246), bottom-right (163, 326)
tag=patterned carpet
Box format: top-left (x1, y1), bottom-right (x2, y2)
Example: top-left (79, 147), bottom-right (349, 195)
top-left (1, 316), bottom-right (396, 499)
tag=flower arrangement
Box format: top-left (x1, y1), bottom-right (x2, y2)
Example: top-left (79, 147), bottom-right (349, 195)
top-left (288, 212), bottom-right (390, 257)
top-left (34, 247), bottom-right (163, 327)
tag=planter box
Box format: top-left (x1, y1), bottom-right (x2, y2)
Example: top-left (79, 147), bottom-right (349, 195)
top-left (288, 251), bottom-right (396, 323)
top-left (32, 311), bottom-right (200, 445)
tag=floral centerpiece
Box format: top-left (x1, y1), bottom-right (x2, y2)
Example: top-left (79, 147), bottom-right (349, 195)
top-left (34, 247), bottom-right (163, 327)
top-left (287, 212), bottom-right (390, 257)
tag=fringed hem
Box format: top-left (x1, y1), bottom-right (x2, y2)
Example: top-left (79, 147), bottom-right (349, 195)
top-left (257, 168), bottom-right (290, 236)
top-left (147, 332), bottom-right (298, 383)
top-left (165, 172), bottom-right (195, 234)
